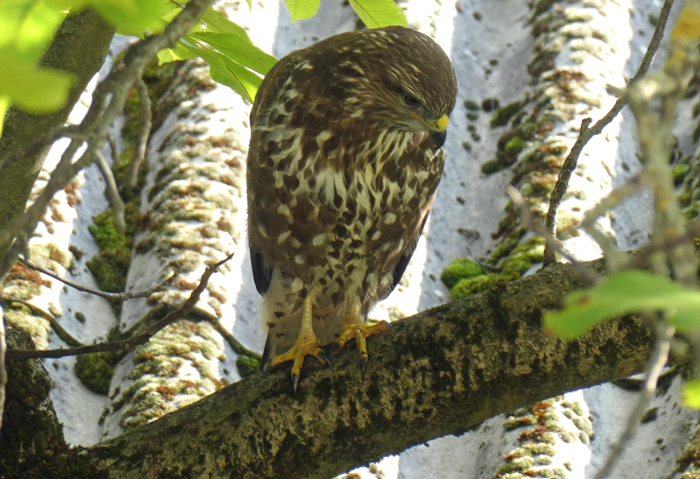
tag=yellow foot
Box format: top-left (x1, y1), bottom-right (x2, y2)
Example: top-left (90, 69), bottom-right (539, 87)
top-left (334, 308), bottom-right (390, 370)
top-left (271, 297), bottom-right (329, 391)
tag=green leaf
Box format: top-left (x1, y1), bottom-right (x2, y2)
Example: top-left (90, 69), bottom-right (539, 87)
top-left (181, 43), bottom-right (262, 102)
top-left (349, 0), bottom-right (407, 28)
top-left (190, 32), bottom-right (276, 75)
top-left (0, 0), bottom-right (32, 49)
top-left (158, 43), bottom-right (199, 64)
top-left (0, 1), bottom-right (67, 59)
top-left (91, 0), bottom-right (170, 36)
top-left (683, 378), bottom-right (700, 409)
top-left (0, 49), bottom-right (74, 113)
top-left (283, 0), bottom-right (321, 22)
top-left (45, 0), bottom-right (91, 9)
top-left (200, 8), bottom-right (248, 34)
top-left (10, 1), bottom-right (66, 62)
top-left (543, 270), bottom-right (700, 339)
top-left (0, 95), bottom-right (10, 138)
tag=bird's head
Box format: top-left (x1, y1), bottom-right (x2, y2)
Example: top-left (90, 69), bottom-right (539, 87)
top-left (331, 26), bottom-right (457, 152)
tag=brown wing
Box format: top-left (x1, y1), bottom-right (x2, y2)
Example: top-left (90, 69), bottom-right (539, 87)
top-left (247, 51), bottom-right (305, 296)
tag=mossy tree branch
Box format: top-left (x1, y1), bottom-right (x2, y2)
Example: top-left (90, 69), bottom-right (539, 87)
top-left (2, 259), bottom-right (669, 478)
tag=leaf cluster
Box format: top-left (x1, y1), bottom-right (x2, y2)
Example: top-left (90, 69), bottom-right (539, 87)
top-left (0, 0), bottom-right (407, 133)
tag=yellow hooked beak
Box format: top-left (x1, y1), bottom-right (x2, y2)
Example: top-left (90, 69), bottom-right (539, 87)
top-left (434, 114), bottom-right (449, 131)
top-left (410, 113), bottom-right (449, 132)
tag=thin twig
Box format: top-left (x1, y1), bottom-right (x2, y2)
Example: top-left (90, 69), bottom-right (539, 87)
top-left (542, 0), bottom-right (675, 264)
top-left (17, 256), bottom-right (176, 301)
top-left (543, 117), bottom-right (591, 265)
top-left (0, 126), bottom-right (85, 172)
top-left (594, 322), bottom-right (674, 479)
top-left (579, 174), bottom-right (646, 272)
top-left (107, 134), bottom-right (121, 170)
top-left (211, 319), bottom-right (261, 359)
top-left (94, 151), bottom-right (126, 234)
top-left (49, 314), bottom-right (85, 348)
top-left (504, 185), bottom-right (599, 283)
top-left (0, 306), bottom-right (6, 431)
top-left (6, 253), bottom-right (233, 360)
top-left (128, 76), bottom-right (152, 188)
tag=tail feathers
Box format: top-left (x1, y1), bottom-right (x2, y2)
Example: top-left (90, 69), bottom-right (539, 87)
top-left (260, 333), bottom-right (276, 371)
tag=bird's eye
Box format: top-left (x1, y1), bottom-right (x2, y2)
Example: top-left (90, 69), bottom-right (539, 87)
top-left (404, 94), bottom-right (420, 107)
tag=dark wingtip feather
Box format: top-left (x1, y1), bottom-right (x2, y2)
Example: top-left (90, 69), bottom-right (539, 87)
top-left (250, 248), bottom-right (272, 295)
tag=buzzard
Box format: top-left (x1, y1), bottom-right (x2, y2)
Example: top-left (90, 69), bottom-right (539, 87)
top-left (247, 26), bottom-right (457, 389)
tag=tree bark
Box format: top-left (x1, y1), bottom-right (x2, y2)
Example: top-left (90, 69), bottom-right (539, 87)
top-left (0, 9), bottom-right (115, 256)
top-left (2, 259), bottom-right (665, 478)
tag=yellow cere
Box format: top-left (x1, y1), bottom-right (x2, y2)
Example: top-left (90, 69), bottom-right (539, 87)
top-left (435, 114), bottom-right (449, 131)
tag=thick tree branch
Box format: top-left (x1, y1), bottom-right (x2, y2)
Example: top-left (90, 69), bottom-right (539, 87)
top-left (1, 259), bottom-right (665, 478)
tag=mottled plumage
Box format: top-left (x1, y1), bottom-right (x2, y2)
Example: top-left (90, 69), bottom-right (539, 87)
top-left (247, 26), bottom-right (457, 383)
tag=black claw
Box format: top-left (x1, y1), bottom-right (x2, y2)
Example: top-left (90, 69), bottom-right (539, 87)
top-left (291, 373), bottom-right (299, 394)
top-left (319, 350), bottom-right (334, 371)
top-left (359, 356), bottom-right (367, 373)
top-left (329, 342), bottom-right (341, 357)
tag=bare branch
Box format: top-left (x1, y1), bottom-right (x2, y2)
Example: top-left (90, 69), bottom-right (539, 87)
top-left (504, 185), bottom-right (599, 283)
top-left (594, 322), bottom-right (674, 479)
top-left (16, 256), bottom-right (174, 301)
top-left (0, 127), bottom-right (86, 172)
top-left (128, 76), bottom-right (152, 188)
top-left (0, 307), bottom-right (6, 432)
top-left (6, 252), bottom-right (233, 360)
top-left (94, 151), bottom-right (126, 234)
top-left (210, 318), bottom-right (261, 358)
top-left (107, 133), bottom-right (121, 170)
top-left (579, 174), bottom-right (646, 272)
top-left (543, 117), bottom-right (590, 265)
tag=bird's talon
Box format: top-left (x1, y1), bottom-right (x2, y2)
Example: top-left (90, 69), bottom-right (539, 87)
top-left (291, 373), bottom-right (299, 394)
top-left (335, 318), bottom-right (390, 367)
top-left (319, 350), bottom-right (334, 371)
top-left (329, 342), bottom-right (341, 357)
top-left (271, 298), bottom-right (326, 389)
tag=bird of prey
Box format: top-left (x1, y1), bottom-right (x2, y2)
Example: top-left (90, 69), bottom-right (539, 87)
top-left (247, 26), bottom-right (457, 388)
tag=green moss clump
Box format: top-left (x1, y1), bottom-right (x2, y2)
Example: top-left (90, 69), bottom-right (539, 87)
top-left (74, 352), bottom-right (121, 395)
top-left (440, 258), bottom-right (483, 288)
top-left (481, 158), bottom-right (503, 175)
top-left (490, 228), bottom-right (527, 262)
top-left (491, 100), bottom-right (525, 127)
top-left (236, 355), bottom-right (260, 378)
top-left (682, 203), bottom-right (699, 221)
top-left (673, 160), bottom-right (692, 184)
top-left (86, 203), bottom-right (140, 292)
top-left (463, 99), bottom-right (480, 111)
top-left (505, 137), bottom-right (526, 154)
top-left (86, 247), bottom-right (131, 293)
top-left (451, 274), bottom-right (507, 300)
top-left (501, 237), bottom-right (546, 278)
top-left (88, 204), bottom-right (138, 252)
top-left (496, 456), bottom-right (535, 474)
top-left (524, 443), bottom-right (556, 456)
